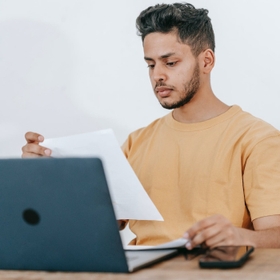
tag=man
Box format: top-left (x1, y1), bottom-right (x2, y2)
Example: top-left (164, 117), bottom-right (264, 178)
top-left (22, 3), bottom-right (280, 249)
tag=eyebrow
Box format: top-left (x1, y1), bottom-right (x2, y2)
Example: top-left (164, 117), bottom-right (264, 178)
top-left (144, 52), bottom-right (176, 61)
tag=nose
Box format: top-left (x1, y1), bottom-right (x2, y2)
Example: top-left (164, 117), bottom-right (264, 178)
top-left (151, 64), bottom-right (167, 83)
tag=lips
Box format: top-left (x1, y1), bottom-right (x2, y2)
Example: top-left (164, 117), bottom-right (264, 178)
top-left (156, 86), bottom-right (173, 98)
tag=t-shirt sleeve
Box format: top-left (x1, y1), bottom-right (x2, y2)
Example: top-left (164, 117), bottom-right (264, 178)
top-left (121, 128), bottom-right (144, 159)
top-left (243, 134), bottom-right (280, 221)
top-left (121, 138), bottom-right (129, 158)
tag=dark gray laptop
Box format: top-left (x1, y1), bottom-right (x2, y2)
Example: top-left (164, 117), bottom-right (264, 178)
top-left (0, 158), bottom-right (177, 272)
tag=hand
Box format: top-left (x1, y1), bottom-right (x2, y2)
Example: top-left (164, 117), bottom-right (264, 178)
top-left (118, 220), bottom-right (129, 230)
top-left (22, 132), bottom-right (52, 158)
top-left (183, 214), bottom-right (245, 249)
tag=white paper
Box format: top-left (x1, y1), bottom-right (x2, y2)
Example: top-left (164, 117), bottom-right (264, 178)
top-left (43, 129), bottom-right (163, 221)
top-left (124, 238), bottom-right (187, 250)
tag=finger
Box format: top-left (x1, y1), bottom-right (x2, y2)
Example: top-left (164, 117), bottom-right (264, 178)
top-left (22, 143), bottom-right (52, 157)
top-left (204, 231), bottom-right (232, 248)
top-left (25, 131), bottom-right (44, 144)
top-left (185, 215), bottom-right (219, 240)
top-left (22, 152), bottom-right (44, 158)
top-left (188, 225), bottom-right (220, 249)
top-left (203, 226), bottom-right (240, 249)
top-left (22, 150), bottom-right (51, 158)
top-left (184, 215), bottom-right (229, 249)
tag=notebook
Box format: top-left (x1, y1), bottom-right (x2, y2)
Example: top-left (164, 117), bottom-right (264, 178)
top-left (0, 157), bottom-right (178, 272)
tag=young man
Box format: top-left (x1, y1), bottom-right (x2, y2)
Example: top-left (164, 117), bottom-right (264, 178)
top-left (22, 3), bottom-right (280, 249)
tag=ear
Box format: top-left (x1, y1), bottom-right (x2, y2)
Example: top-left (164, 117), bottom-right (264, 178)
top-left (200, 49), bottom-right (215, 74)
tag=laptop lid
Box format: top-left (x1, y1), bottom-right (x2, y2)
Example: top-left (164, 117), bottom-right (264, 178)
top-left (0, 157), bottom-right (129, 272)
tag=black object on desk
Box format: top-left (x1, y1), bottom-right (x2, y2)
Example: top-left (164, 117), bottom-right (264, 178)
top-left (0, 158), bottom-right (177, 273)
top-left (199, 246), bottom-right (254, 268)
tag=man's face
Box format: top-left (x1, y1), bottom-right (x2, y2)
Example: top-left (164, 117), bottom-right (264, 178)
top-left (143, 32), bottom-right (200, 109)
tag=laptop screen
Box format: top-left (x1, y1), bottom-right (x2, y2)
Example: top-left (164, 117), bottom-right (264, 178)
top-left (0, 157), bottom-right (129, 272)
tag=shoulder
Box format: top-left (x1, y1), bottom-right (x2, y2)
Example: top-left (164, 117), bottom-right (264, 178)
top-left (228, 106), bottom-right (280, 161)
top-left (121, 113), bottom-right (170, 156)
top-left (229, 106), bottom-right (280, 141)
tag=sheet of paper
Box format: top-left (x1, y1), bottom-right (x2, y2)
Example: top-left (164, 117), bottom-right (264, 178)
top-left (124, 238), bottom-right (187, 250)
top-left (43, 129), bottom-right (163, 221)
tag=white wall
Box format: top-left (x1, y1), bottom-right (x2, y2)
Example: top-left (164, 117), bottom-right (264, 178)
top-left (1, 0), bottom-right (280, 243)
top-left (1, 0), bottom-right (280, 157)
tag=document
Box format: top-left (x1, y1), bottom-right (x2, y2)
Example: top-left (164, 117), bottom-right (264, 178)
top-left (43, 129), bottom-right (163, 221)
top-left (124, 238), bottom-right (187, 250)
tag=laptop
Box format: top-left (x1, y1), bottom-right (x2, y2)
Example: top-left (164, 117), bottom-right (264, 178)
top-left (0, 157), bottom-right (178, 272)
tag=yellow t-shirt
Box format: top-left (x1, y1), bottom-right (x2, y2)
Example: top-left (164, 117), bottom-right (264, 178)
top-left (122, 105), bottom-right (280, 245)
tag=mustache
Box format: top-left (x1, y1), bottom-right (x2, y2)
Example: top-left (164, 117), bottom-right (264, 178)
top-left (154, 82), bottom-right (175, 91)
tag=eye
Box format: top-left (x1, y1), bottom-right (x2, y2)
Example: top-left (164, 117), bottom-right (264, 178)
top-left (147, 64), bottom-right (155, 69)
top-left (166, 61), bottom-right (177, 67)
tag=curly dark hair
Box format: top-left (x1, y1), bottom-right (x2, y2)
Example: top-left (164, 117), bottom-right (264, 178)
top-left (136, 2), bottom-right (215, 57)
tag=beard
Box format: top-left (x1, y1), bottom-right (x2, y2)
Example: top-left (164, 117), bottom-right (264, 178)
top-left (156, 63), bottom-right (200, 110)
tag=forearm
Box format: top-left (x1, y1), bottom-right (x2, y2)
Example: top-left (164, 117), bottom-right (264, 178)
top-left (184, 214), bottom-right (280, 249)
top-left (238, 226), bottom-right (280, 248)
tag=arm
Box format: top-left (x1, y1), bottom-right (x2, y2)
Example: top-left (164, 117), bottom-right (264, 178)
top-left (183, 214), bottom-right (280, 249)
top-left (184, 132), bottom-right (280, 249)
top-left (22, 132), bottom-right (52, 157)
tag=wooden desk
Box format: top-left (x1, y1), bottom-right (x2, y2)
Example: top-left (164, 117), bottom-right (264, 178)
top-left (0, 249), bottom-right (279, 280)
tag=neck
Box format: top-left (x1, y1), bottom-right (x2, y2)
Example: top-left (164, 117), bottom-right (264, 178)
top-left (172, 87), bottom-right (230, 123)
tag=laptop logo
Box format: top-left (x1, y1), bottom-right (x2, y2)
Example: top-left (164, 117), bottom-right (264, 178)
top-left (22, 209), bottom-right (40, 225)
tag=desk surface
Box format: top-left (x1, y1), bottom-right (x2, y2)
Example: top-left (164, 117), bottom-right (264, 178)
top-left (0, 248), bottom-right (279, 280)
